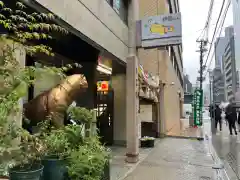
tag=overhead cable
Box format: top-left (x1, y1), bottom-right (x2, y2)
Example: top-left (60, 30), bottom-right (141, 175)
top-left (203, 0), bottom-right (226, 67)
top-left (203, 0), bottom-right (231, 78)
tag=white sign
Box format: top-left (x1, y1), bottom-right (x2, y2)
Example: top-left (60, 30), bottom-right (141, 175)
top-left (141, 13), bottom-right (182, 47)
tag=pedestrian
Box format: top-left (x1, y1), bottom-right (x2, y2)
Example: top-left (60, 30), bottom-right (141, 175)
top-left (237, 109), bottom-right (240, 132)
top-left (225, 102), bottom-right (238, 135)
top-left (209, 104), bottom-right (214, 120)
top-left (214, 104), bottom-right (222, 131)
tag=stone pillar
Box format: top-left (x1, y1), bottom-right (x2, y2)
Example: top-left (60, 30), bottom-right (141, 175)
top-left (159, 83), bottom-right (166, 137)
top-left (125, 0), bottom-right (139, 163)
top-left (126, 55), bottom-right (139, 163)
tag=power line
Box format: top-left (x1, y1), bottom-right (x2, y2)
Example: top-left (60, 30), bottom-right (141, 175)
top-left (204, 0), bottom-right (215, 40)
top-left (197, 0), bottom-right (215, 41)
top-left (203, 0), bottom-right (231, 78)
top-left (203, 0), bottom-right (226, 67)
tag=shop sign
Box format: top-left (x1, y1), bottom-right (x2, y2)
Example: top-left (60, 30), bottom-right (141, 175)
top-left (193, 89), bottom-right (203, 126)
top-left (97, 81), bottom-right (109, 91)
top-left (138, 13), bottom-right (182, 48)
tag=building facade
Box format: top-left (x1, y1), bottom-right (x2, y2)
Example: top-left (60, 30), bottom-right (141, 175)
top-left (215, 37), bottom-right (227, 71)
top-left (184, 74), bottom-right (192, 94)
top-left (232, 0), bottom-right (240, 102)
top-left (213, 26), bottom-right (234, 103)
top-left (21, 0), bottom-right (183, 162)
top-left (223, 36), bottom-right (238, 101)
top-left (212, 67), bottom-right (225, 104)
top-left (138, 0), bottom-right (183, 137)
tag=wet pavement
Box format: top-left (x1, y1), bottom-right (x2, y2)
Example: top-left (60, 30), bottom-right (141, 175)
top-left (211, 119), bottom-right (240, 179)
top-left (122, 137), bottom-right (222, 180)
top-left (111, 111), bottom-right (234, 180)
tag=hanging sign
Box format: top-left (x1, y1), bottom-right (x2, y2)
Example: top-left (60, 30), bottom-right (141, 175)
top-left (193, 89), bottom-right (203, 126)
top-left (137, 13), bottom-right (182, 48)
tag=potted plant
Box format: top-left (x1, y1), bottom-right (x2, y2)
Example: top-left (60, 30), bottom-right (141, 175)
top-left (40, 125), bottom-right (70, 180)
top-left (0, 1), bottom-right (68, 179)
top-left (140, 136), bottom-right (155, 148)
top-left (1, 127), bottom-right (46, 180)
top-left (67, 136), bottom-right (110, 180)
top-left (40, 117), bottom-right (87, 180)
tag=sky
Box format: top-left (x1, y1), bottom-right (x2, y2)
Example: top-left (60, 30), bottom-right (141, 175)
top-left (179, 0), bottom-right (233, 85)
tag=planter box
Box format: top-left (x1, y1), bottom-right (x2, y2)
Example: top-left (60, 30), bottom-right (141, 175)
top-left (140, 139), bottom-right (155, 148)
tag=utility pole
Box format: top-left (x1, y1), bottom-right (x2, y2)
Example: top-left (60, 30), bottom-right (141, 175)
top-left (196, 39), bottom-right (207, 125)
top-left (196, 39), bottom-right (207, 91)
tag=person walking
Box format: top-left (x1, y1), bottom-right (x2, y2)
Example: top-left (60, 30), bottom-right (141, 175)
top-left (226, 102), bottom-right (238, 135)
top-left (214, 104), bottom-right (222, 131)
top-left (237, 110), bottom-right (240, 132)
top-left (209, 104), bottom-right (215, 120)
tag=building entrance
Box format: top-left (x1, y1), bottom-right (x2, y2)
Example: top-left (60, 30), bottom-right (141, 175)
top-left (96, 89), bottom-right (114, 145)
top-left (95, 55), bottom-right (114, 145)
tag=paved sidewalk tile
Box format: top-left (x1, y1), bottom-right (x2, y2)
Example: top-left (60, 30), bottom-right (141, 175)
top-left (110, 144), bottom-right (154, 180)
top-left (167, 119), bottom-right (204, 139)
top-left (123, 138), bottom-right (216, 180)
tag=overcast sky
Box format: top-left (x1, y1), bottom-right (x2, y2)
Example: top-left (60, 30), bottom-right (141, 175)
top-left (179, 0), bottom-right (233, 85)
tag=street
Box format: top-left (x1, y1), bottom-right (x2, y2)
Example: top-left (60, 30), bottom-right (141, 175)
top-left (113, 111), bottom-right (240, 180)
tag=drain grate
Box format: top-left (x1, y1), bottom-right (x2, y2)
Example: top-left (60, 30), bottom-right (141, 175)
top-left (200, 176), bottom-right (211, 180)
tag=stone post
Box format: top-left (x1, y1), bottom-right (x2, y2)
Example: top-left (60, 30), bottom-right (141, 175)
top-left (126, 0), bottom-right (139, 163)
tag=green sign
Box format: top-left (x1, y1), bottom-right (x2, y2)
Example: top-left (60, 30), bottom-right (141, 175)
top-left (193, 89), bottom-right (203, 126)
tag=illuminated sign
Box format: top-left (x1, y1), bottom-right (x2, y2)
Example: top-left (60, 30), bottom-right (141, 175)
top-left (97, 81), bottom-right (109, 91)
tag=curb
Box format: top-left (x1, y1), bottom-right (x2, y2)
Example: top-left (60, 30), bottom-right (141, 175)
top-left (166, 135), bottom-right (204, 141)
top-left (205, 133), bottom-right (232, 180)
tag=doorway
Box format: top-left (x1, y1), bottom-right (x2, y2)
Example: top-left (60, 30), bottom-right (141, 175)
top-left (96, 89), bottom-right (114, 145)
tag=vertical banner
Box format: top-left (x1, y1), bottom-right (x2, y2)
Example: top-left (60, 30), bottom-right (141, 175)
top-left (193, 89), bottom-right (203, 126)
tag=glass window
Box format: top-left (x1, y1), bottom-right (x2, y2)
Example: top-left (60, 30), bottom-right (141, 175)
top-left (106, 0), bottom-right (128, 24)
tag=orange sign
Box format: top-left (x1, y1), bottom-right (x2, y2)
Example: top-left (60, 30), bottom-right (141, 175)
top-left (97, 81), bottom-right (109, 91)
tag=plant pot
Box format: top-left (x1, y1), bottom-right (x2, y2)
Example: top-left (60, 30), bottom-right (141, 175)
top-left (101, 160), bottom-right (110, 180)
top-left (9, 164), bottom-right (43, 180)
top-left (42, 157), bottom-right (67, 180)
top-left (140, 139), bottom-right (155, 148)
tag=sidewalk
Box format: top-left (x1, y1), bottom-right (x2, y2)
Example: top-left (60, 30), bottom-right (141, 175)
top-left (166, 118), bottom-right (204, 140)
top-left (122, 138), bottom-right (218, 180)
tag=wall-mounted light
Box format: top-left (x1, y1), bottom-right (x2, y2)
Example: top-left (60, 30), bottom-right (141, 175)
top-left (96, 64), bottom-right (112, 75)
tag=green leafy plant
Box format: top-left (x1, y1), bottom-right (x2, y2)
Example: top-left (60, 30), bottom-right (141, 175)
top-left (40, 123), bottom-right (85, 159)
top-left (0, 1), bottom-right (72, 175)
top-left (67, 137), bottom-right (110, 180)
top-left (140, 136), bottom-right (155, 141)
top-left (67, 107), bottom-right (93, 124)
